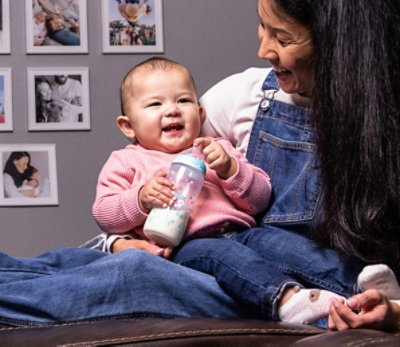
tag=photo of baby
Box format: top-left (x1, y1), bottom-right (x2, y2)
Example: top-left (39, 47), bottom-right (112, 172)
top-left (26, 0), bottom-right (88, 53)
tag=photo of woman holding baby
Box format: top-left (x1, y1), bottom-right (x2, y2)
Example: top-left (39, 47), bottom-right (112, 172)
top-left (0, 145), bottom-right (58, 206)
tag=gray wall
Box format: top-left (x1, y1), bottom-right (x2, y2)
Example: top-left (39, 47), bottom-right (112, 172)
top-left (1, 0), bottom-right (265, 257)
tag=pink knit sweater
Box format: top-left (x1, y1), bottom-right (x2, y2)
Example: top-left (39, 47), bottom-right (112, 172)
top-left (93, 138), bottom-right (271, 241)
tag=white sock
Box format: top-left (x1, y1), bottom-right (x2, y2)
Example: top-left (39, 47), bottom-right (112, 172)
top-left (357, 264), bottom-right (400, 300)
top-left (278, 286), bottom-right (344, 325)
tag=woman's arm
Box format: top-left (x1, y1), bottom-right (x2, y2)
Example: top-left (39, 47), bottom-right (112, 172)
top-left (329, 289), bottom-right (400, 331)
top-left (3, 173), bottom-right (29, 198)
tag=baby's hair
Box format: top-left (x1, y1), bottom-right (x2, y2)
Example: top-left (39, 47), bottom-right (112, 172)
top-left (120, 57), bottom-right (197, 115)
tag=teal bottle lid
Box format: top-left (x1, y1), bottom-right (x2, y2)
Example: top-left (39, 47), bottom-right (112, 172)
top-left (172, 155), bottom-right (206, 175)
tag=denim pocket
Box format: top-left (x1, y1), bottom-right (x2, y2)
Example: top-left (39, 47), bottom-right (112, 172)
top-left (253, 131), bottom-right (322, 224)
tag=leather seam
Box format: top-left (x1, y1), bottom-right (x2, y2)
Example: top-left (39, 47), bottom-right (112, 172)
top-left (57, 328), bottom-right (322, 346)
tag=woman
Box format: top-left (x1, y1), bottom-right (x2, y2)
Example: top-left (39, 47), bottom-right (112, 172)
top-left (97, 0), bottom-right (400, 330)
top-left (3, 152), bottom-right (35, 198)
top-left (0, 0), bottom-right (399, 330)
top-left (35, 79), bottom-right (63, 123)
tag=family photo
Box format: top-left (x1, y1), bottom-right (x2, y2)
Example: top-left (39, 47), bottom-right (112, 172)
top-left (0, 0), bottom-right (10, 53)
top-left (26, 0), bottom-right (88, 53)
top-left (0, 144), bottom-right (58, 206)
top-left (0, 68), bottom-right (12, 131)
top-left (28, 67), bottom-right (90, 131)
top-left (102, 0), bottom-right (163, 53)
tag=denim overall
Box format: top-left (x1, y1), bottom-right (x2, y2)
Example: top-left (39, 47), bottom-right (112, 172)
top-left (174, 70), bottom-right (364, 322)
top-left (246, 70), bottom-right (320, 228)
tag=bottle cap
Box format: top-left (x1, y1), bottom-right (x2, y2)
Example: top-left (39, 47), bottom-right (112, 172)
top-left (172, 155), bottom-right (206, 175)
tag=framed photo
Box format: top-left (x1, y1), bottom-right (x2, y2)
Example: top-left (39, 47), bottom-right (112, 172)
top-left (27, 67), bottom-right (90, 131)
top-left (102, 0), bottom-right (163, 54)
top-left (0, 68), bottom-right (12, 131)
top-left (0, 144), bottom-right (58, 206)
top-left (0, 0), bottom-right (11, 54)
top-left (25, 0), bottom-right (88, 54)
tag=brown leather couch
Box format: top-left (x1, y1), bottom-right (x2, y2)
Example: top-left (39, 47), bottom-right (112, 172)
top-left (1, 317), bottom-right (399, 346)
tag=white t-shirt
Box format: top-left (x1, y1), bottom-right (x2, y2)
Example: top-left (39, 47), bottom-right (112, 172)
top-left (200, 67), bottom-right (310, 155)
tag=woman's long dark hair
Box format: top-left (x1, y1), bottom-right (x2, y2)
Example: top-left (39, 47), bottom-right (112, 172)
top-left (276, 0), bottom-right (400, 272)
top-left (3, 152), bottom-right (31, 188)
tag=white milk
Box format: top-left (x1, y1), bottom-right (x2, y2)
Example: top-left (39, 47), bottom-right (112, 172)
top-left (143, 208), bottom-right (190, 247)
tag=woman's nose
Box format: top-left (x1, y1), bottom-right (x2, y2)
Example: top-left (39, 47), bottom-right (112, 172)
top-left (258, 29), bottom-right (278, 61)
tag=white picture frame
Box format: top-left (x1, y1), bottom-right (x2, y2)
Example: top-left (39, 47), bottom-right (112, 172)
top-left (102, 0), bottom-right (163, 54)
top-left (25, 0), bottom-right (88, 54)
top-left (0, 143), bottom-right (58, 206)
top-left (0, 0), bottom-right (11, 54)
top-left (27, 67), bottom-right (90, 131)
top-left (0, 68), bottom-right (12, 131)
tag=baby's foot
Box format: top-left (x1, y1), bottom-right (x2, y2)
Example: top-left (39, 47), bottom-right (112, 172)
top-left (357, 264), bottom-right (400, 299)
top-left (278, 286), bottom-right (344, 325)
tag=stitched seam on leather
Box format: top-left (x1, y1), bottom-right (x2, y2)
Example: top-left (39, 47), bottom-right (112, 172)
top-left (57, 328), bottom-right (321, 346)
top-left (347, 336), bottom-right (398, 346)
top-left (0, 318), bottom-right (144, 331)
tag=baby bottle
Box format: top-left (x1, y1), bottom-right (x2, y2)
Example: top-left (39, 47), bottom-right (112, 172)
top-left (143, 147), bottom-right (206, 247)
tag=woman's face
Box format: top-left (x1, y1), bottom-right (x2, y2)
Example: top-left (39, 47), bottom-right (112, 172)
top-left (13, 156), bottom-right (29, 174)
top-left (257, 0), bottom-right (313, 96)
top-left (37, 82), bottom-right (52, 101)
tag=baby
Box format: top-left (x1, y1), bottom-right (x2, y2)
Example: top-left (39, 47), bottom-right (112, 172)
top-left (93, 57), bottom-right (271, 257)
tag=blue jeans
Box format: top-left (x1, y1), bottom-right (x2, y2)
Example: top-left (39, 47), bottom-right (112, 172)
top-left (0, 248), bottom-right (256, 327)
top-left (50, 29), bottom-right (80, 46)
top-left (174, 70), bottom-right (364, 323)
top-left (173, 227), bottom-right (363, 321)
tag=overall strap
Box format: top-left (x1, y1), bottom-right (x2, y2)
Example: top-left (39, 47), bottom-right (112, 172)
top-left (260, 70), bottom-right (279, 113)
top-left (262, 69), bottom-right (278, 90)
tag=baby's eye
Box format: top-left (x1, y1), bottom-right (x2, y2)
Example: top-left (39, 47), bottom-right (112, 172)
top-left (147, 102), bottom-right (161, 107)
top-left (178, 98), bottom-right (192, 103)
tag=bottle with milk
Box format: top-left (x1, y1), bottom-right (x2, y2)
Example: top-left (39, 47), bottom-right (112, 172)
top-left (143, 148), bottom-right (206, 247)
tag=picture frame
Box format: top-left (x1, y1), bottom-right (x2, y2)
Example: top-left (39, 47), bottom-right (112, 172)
top-left (0, 68), bottom-right (12, 131)
top-left (0, 0), bottom-right (11, 54)
top-left (102, 0), bottom-right (164, 54)
top-left (0, 143), bottom-right (58, 206)
top-left (25, 0), bottom-right (88, 54)
top-left (27, 67), bottom-right (90, 131)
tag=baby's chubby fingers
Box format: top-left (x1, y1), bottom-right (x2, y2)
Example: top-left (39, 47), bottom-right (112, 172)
top-left (193, 137), bottom-right (212, 150)
top-left (139, 170), bottom-right (176, 212)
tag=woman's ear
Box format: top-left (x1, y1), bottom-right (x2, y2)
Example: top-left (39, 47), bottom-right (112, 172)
top-left (116, 115), bottom-right (136, 140)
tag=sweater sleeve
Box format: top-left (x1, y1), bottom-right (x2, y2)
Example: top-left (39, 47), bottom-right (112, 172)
top-left (211, 138), bottom-right (271, 216)
top-left (3, 173), bottom-right (25, 198)
top-left (92, 150), bottom-right (148, 234)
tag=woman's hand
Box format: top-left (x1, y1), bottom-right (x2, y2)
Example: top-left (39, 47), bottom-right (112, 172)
top-left (111, 238), bottom-right (173, 259)
top-left (328, 289), bottom-right (400, 331)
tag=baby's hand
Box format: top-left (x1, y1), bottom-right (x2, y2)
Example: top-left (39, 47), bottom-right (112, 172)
top-left (138, 170), bottom-right (176, 213)
top-left (194, 137), bottom-right (237, 179)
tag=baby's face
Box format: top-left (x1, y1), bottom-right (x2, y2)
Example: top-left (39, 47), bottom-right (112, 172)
top-left (27, 171), bottom-right (41, 188)
top-left (35, 10), bottom-right (47, 22)
top-left (124, 67), bottom-right (205, 153)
